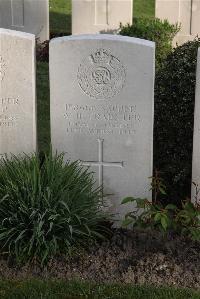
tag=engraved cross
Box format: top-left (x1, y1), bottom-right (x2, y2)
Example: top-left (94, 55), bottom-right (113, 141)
top-left (82, 139), bottom-right (123, 191)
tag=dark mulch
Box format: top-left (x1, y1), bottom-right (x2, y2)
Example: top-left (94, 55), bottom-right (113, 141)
top-left (0, 229), bottom-right (200, 289)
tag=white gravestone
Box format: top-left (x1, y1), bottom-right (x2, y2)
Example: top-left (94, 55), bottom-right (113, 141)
top-left (0, 0), bottom-right (49, 42)
top-left (50, 35), bottom-right (155, 220)
top-left (156, 0), bottom-right (200, 45)
top-left (192, 48), bottom-right (200, 201)
top-left (0, 28), bottom-right (37, 157)
top-left (72, 0), bottom-right (133, 35)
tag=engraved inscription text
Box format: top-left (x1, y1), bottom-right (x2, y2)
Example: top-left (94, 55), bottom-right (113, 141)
top-left (64, 104), bottom-right (141, 136)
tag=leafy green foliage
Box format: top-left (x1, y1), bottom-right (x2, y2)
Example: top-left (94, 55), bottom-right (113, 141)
top-left (121, 174), bottom-right (172, 232)
top-left (121, 174), bottom-right (200, 240)
top-left (154, 38), bottom-right (200, 202)
top-left (0, 152), bottom-right (109, 264)
top-left (150, 170), bottom-right (167, 202)
top-left (119, 18), bottom-right (180, 68)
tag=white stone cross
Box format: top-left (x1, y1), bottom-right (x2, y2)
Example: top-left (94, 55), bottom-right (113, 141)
top-left (11, 0), bottom-right (24, 27)
top-left (82, 139), bottom-right (124, 189)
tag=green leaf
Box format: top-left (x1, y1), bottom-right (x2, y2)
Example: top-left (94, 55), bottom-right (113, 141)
top-left (122, 218), bottom-right (134, 227)
top-left (161, 216), bottom-right (168, 231)
top-left (159, 187), bottom-right (167, 195)
top-left (121, 197), bottom-right (135, 204)
top-left (154, 213), bottom-right (161, 222)
top-left (165, 204), bottom-right (177, 210)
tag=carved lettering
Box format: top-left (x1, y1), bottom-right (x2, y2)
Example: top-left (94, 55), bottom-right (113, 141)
top-left (0, 97), bottom-right (21, 127)
top-left (64, 103), bottom-right (141, 136)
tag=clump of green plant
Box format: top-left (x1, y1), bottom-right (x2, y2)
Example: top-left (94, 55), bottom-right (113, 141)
top-left (0, 152), bottom-right (110, 264)
top-left (119, 18), bottom-right (180, 68)
top-left (121, 171), bottom-right (200, 241)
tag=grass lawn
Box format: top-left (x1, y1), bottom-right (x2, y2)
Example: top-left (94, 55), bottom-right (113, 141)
top-left (134, 0), bottom-right (155, 18)
top-left (49, 0), bottom-right (71, 35)
top-left (49, 0), bottom-right (155, 34)
top-left (0, 280), bottom-right (199, 299)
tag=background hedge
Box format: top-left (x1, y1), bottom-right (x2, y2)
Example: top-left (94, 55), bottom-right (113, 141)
top-left (119, 18), bottom-right (180, 68)
top-left (154, 38), bottom-right (200, 203)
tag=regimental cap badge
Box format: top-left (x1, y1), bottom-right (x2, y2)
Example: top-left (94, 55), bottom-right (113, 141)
top-left (78, 48), bottom-right (126, 100)
top-left (90, 49), bottom-right (111, 64)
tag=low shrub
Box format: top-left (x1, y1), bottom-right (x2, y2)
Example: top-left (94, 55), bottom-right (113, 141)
top-left (0, 152), bottom-right (110, 264)
top-left (122, 196), bottom-right (200, 240)
top-left (119, 17), bottom-right (180, 68)
top-left (154, 38), bottom-right (200, 202)
top-left (121, 173), bottom-right (200, 240)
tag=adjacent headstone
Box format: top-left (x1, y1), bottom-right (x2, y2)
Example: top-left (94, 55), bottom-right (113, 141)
top-left (50, 34), bottom-right (155, 220)
top-left (156, 0), bottom-right (200, 45)
top-left (0, 28), bottom-right (37, 156)
top-left (72, 0), bottom-right (133, 35)
top-left (0, 0), bottom-right (49, 42)
top-left (192, 48), bottom-right (200, 201)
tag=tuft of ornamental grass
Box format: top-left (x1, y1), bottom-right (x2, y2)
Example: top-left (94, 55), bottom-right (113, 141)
top-left (0, 151), bottom-right (110, 264)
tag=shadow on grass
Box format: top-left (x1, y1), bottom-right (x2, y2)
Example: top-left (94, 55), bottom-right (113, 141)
top-left (50, 12), bottom-right (71, 36)
top-left (37, 62), bottom-right (50, 153)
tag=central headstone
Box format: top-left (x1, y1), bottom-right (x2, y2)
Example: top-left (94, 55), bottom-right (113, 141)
top-left (50, 35), bottom-right (155, 220)
top-left (72, 0), bottom-right (133, 35)
top-left (0, 0), bottom-right (49, 42)
top-left (0, 28), bottom-right (36, 156)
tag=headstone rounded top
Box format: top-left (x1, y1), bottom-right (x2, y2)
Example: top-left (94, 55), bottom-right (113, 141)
top-left (0, 28), bottom-right (35, 40)
top-left (50, 34), bottom-right (155, 48)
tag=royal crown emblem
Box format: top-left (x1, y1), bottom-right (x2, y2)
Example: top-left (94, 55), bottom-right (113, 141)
top-left (77, 48), bottom-right (126, 100)
top-left (90, 49), bottom-right (111, 64)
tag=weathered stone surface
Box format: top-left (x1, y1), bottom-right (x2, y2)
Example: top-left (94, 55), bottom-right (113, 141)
top-left (192, 48), bottom-right (200, 200)
top-left (50, 34), bottom-right (155, 220)
top-left (0, 28), bottom-right (37, 156)
top-left (0, 0), bottom-right (49, 42)
top-left (72, 0), bottom-right (133, 34)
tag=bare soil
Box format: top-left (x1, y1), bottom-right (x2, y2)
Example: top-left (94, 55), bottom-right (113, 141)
top-left (0, 229), bottom-right (200, 289)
